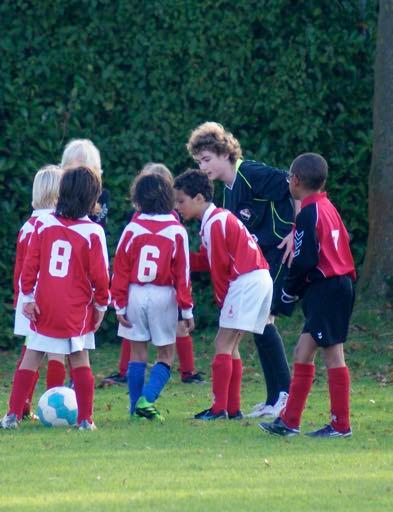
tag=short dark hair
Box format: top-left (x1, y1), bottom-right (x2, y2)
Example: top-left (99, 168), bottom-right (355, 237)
top-left (174, 169), bottom-right (214, 202)
top-left (290, 153), bottom-right (328, 191)
top-left (56, 166), bottom-right (102, 219)
top-left (131, 173), bottom-right (174, 214)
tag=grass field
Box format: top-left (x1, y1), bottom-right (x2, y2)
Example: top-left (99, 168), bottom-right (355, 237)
top-left (0, 306), bottom-right (392, 512)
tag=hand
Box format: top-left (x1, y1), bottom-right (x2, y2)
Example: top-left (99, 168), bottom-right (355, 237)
top-left (94, 309), bottom-right (105, 332)
top-left (23, 302), bottom-right (40, 322)
top-left (117, 313), bottom-right (132, 328)
top-left (277, 231), bottom-right (294, 267)
top-left (183, 317), bottom-right (195, 334)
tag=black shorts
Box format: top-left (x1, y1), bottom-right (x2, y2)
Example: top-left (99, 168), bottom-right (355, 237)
top-left (301, 275), bottom-right (355, 347)
top-left (263, 246), bottom-right (292, 317)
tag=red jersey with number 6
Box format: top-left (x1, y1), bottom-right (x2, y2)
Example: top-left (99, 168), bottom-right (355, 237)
top-left (21, 212), bottom-right (110, 338)
top-left (111, 213), bottom-right (193, 314)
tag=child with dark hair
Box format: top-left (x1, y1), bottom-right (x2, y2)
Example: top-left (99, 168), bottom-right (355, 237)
top-left (174, 169), bottom-right (272, 420)
top-left (187, 122), bottom-right (295, 419)
top-left (111, 173), bottom-right (194, 421)
top-left (102, 163), bottom-right (203, 386)
top-left (1, 166), bottom-right (110, 430)
top-left (259, 153), bottom-right (355, 437)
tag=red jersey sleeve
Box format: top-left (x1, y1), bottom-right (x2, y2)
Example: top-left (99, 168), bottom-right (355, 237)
top-left (20, 221), bottom-right (42, 301)
top-left (89, 229), bottom-right (110, 309)
top-left (111, 229), bottom-right (133, 312)
top-left (190, 244), bottom-right (210, 272)
top-left (172, 229), bottom-right (193, 318)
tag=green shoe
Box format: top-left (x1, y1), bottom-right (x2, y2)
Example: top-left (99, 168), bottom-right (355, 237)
top-left (135, 397), bottom-right (164, 422)
top-left (130, 413), bottom-right (146, 421)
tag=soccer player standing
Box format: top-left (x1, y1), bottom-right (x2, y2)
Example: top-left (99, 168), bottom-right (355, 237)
top-left (12, 165), bottom-right (67, 418)
top-left (111, 173), bottom-right (194, 421)
top-left (259, 153), bottom-right (355, 437)
top-left (187, 122), bottom-right (295, 418)
top-left (1, 166), bottom-right (110, 430)
top-left (174, 169), bottom-right (272, 420)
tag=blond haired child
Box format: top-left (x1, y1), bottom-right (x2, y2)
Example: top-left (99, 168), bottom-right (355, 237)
top-left (13, 165), bottom-right (67, 419)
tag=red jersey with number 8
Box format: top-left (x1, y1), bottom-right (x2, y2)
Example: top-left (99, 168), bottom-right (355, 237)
top-left (21, 213), bottom-right (110, 338)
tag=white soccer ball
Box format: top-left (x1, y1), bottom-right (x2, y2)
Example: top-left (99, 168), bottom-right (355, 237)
top-left (37, 386), bottom-right (78, 427)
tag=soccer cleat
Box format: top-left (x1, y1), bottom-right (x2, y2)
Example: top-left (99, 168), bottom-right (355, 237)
top-left (271, 391), bottom-right (289, 417)
top-left (1, 413), bottom-right (20, 430)
top-left (181, 372), bottom-right (207, 384)
top-left (130, 413), bottom-right (146, 421)
top-left (258, 417), bottom-right (300, 437)
top-left (100, 372), bottom-right (127, 386)
top-left (194, 408), bottom-right (228, 421)
top-left (135, 397), bottom-right (164, 422)
top-left (305, 424), bottom-right (352, 438)
top-left (78, 420), bottom-right (97, 431)
top-left (245, 403), bottom-right (274, 419)
top-left (22, 411), bottom-right (39, 421)
top-left (228, 410), bottom-right (243, 420)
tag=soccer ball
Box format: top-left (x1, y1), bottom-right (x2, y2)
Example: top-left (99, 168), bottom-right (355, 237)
top-left (37, 386), bottom-right (78, 427)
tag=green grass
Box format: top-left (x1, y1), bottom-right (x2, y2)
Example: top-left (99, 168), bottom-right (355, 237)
top-left (0, 306), bottom-right (392, 512)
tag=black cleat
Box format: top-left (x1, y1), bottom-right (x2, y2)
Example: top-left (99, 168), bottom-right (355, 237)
top-left (181, 372), bottom-right (207, 384)
top-left (305, 424), bottom-right (352, 438)
top-left (194, 408), bottom-right (228, 421)
top-left (259, 417), bottom-right (300, 437)
top-left (100, 372), bottom-right (127, 386)
top-left (228, 410), bottom-right (243, 420)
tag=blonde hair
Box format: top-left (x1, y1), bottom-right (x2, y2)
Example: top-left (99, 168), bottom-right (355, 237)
top-left (61, 139), bottom-right (102, 175)
top-left (187, 122), bottom-right (242, 164)
top-left (140, 162), bottom-right (174, 185)
top-left (32, 165), bottom-right (63, 209)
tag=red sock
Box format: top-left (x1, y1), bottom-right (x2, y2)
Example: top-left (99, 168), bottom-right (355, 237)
top-left (46, 360), bottom-right (66, 389)
top-left (73, 366), bottom-right (95, 424)
top-left (22, 371), bottom-right (39, 417)
top-left (119, 339), bottom-right (131, 377)
top-left (211, 353), bottom-right (232, 414)
top-left (281, 363), bottom-right (315, 429)
top-left (176, 335), bottom-right (195, 376)
top-left (328, 366), bottom-right (351, 432)
top-left (227, 358), bottom-right (243, 416)
top-left (8, 369), bottom-right (36, 420)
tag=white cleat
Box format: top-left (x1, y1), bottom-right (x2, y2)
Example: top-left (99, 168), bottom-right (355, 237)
top-left (1, 413), bottom-right (20, 430)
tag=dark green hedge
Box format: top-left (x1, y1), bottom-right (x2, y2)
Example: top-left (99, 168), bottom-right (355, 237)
top-left (0, 0), bottom-right (377, 348)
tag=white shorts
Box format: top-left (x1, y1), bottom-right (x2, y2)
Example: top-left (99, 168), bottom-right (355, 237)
top-left (219, 269), bottom-right (273, 334)
top-left (14, 293), bottom-right (30, 337)
top-left (26, 331), bottom-right (95, 355)
top-left (118, 284), bottom-right (177, 347)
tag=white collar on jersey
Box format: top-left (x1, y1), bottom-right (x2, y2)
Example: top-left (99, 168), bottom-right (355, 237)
top-left (138, 213), bottom-right (177, 222)
top-left (31, 208), bottom-right (54, 217)
top-left (201, 203), bottom-right (217, 231)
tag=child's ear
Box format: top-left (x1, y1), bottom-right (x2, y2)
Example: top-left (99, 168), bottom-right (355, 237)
top-left (195, 192), bottom-right (205, 203)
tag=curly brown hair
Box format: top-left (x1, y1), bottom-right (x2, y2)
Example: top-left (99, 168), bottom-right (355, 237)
top-left (186, 122), bottom-right (242, 164)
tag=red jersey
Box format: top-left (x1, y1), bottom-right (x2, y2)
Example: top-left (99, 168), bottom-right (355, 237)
top-left (284, 192), bottom-right (356, 297)
top-left (191, 204), bottom-right (269, 307)
top-left (111, 213), bottom-right (193, 318)
top-left (13, 208), bottom-right (53, 308)
top-left (21, 213), bottom-right (110, 338)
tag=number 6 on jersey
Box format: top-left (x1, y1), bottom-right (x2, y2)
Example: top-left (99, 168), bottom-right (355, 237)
top-left (137, 245), bottom-right (160, 282)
